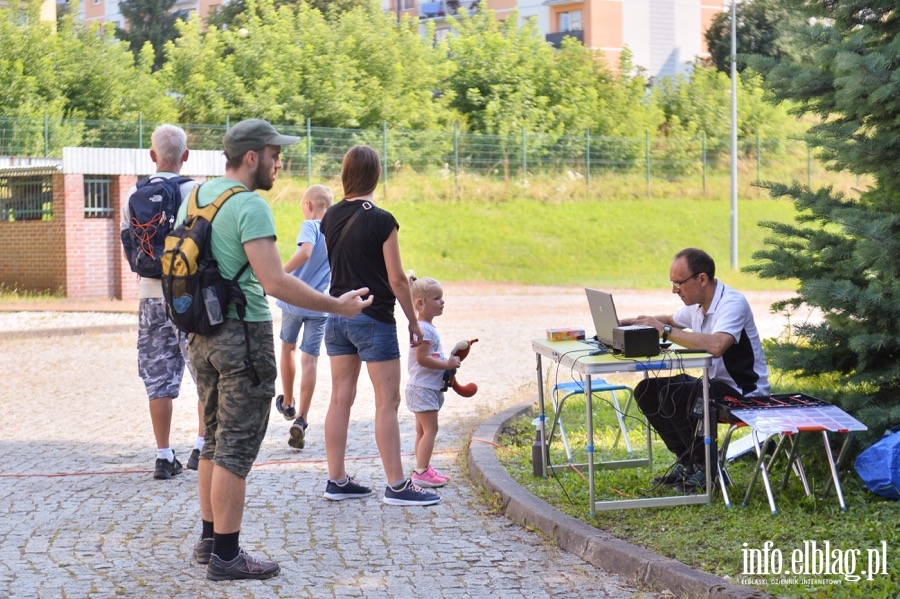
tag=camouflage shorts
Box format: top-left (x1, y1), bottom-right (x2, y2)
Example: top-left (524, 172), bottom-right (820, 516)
top-left (137, 298), bottom-right (188, 400)
top-left (189, 319), bottom-right (277, 478)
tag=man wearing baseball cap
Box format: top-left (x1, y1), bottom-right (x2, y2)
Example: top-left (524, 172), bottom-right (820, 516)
top-left (181, 119), bottom-right (373, 581)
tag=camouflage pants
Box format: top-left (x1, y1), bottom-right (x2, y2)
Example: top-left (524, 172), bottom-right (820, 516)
top-left (189, 319), bottom-right (276, 478)
top-left (137, 298), bottom-right (188, 400)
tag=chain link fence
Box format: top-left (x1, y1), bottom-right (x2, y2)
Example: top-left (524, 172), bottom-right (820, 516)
top-left (0, 115), bottom-right (859, 198)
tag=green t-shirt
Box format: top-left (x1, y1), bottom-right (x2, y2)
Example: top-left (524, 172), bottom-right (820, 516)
top-left (176, 177), bottom-right (276, 322)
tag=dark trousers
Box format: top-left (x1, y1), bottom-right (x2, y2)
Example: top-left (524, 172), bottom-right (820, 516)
top-left (634, 374), bottom-right (741, 468)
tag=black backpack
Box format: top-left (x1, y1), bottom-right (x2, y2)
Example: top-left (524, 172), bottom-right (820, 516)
top-left (121, 175), bottom-right (192, 278)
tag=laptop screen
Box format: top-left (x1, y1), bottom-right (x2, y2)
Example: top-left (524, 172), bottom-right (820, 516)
top-left (585, 288), bottom-right (620, 346)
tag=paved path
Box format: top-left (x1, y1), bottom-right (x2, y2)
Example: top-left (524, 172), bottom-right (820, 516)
top-left (0, 284), bottom-right (799, 598)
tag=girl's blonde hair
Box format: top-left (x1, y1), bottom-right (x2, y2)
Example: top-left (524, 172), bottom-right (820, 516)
top-left (407, 271), bottom-right (442, 306)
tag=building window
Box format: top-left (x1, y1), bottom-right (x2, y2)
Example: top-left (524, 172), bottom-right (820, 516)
top-left (83, 177), bottom-right (113, 219)
top-left (558, 10), bottom-right (583, 32)
top-left (0, 176), bottom-right (53, 222)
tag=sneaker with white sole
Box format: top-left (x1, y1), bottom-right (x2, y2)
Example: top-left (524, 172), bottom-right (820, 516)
top-left (383, 479), bottom-right (442, 506)
top-left (411, 467), bottom-right (448, 488)
top-left (426, 464), bottom-right (449, 482)
top-left (323, 476), bottom-right (372, 501)
top-left (206, 549), bottom-right (280, 581)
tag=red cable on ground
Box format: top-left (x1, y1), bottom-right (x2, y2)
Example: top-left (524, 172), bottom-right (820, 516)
top-left (0, 449), bottom-right (461, 479)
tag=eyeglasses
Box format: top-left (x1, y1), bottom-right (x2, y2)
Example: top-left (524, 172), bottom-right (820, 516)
top-left (670, 272), bottom-right (699, 290)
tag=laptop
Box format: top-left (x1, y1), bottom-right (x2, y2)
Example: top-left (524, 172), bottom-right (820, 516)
top-left (584, 288), bottom-right (671, 351)
top-left (584, 288), bottom-right (620, 347)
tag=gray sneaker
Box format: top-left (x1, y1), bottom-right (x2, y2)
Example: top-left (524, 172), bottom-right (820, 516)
top-left (206, 549), bottom-right (280, 581)
top-left (186, 448), bottom-right (201, 471)
top-left (323, 476), bottom-right (372, 501)
top-left (382, 479), bottom-right (442, 506)
top-left (193, 538), bottom-right (213, 565)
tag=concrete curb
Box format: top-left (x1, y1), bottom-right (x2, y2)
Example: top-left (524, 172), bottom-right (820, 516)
top-left (468, 400), bottom-right (771, 599)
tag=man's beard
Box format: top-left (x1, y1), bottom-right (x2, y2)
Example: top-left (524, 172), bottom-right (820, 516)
top-left (251, 159), bottom-right (275, 191)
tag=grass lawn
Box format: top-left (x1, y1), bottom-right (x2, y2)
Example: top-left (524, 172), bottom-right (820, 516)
top-left (266, 173), bottom-right (800, 291)
top-left (495, 387), bottom-right (899, 599)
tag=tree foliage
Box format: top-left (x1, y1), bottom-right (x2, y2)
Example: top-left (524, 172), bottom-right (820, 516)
top-left (207, 0), bottom-right (369, 30)
top-left (747, 1), bottom-right (900, 440)
top-left (704, 0), bottom-right (802, 74)
top-left (115, 0), bottom-right (188, 71)
top-left (164, 1), bottom-right (455, 129)
top-left (652, 65), bottom-right (802, 161)
top-left (2, 0), bottom-right (804, 165)
top-left (0, 0), bottom-right (174, 124)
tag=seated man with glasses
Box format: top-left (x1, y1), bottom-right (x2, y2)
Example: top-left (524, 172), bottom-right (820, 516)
top-left (620, 247), bottom-right (770, 492)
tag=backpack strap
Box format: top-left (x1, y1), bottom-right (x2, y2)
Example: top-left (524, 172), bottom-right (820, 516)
top-left (226, 261), bottom-right (260, 386)
top-left (328, 200), bottom-right (372, 250)
top-left (188, 183), bottom-right (261, 386)
top-left (186, 185), bottom-right (247, 222)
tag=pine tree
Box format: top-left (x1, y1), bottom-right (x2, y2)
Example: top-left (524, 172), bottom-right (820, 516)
top-left (747, 1), bottom-right (900, 442)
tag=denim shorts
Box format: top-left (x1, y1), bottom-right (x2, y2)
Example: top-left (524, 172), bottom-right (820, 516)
top-left (279, 312), bottom-right (327, 356)
top-left (137, 298), bottom-right (188, 400)
top-left (324, 313), bottom-right (400, 362)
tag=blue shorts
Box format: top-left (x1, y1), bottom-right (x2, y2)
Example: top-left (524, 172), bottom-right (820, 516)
top-left (324, 313), bottom-right (400, 362)
top-left (279, 312), bottom-right (326, 356)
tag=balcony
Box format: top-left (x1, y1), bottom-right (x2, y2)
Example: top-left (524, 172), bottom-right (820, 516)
top-left (545, 29), bottom-right (584, 48)
top-left (419, 0), bottom-right (479, 20)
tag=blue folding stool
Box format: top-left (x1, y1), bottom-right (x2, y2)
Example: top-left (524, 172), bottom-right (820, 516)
top-left (549, 379), bottom-right (635, 463)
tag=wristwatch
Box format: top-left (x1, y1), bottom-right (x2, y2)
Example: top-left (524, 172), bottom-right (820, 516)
top-left (662, 324), bottom-right (672, 342)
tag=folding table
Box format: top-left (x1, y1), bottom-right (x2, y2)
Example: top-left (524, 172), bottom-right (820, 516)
top-left (532, 338), bottom-right (713, 514)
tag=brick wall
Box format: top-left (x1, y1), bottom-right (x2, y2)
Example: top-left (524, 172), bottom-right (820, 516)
top-left (0, 172), bottom-right (143, 299)
top-left (0, 211), bottom-right (67, 294)
top-left (116, 175), bottom-right (140, 300)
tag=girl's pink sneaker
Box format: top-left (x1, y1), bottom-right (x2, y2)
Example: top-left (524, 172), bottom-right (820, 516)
top-left (412, 466), bottom-right (448, 488)
top-left (426, 465), bottom-right (449, 483)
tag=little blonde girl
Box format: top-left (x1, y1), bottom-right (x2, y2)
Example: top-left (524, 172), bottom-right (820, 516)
top-left (405, 274), bottom-right (460, 488)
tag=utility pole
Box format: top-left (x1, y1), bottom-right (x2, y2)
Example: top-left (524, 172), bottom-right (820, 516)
top-left (730, 0), bottom-right (739, 270)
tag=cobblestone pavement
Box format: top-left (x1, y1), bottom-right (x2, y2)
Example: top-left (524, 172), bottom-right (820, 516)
top-left (0, 285), bottom-right (798, 598)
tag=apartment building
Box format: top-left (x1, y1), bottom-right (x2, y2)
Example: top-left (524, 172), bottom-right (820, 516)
top-left (590, 0), bottom-right (726, 78)
top-left (397, 0), bottom-right (726, 78)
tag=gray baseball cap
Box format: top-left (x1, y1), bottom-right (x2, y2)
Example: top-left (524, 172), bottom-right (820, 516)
top-left (223, 119), bottom-right (301, 157)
